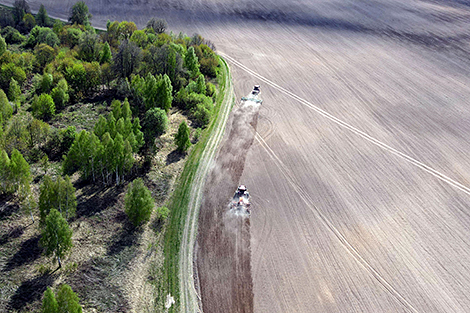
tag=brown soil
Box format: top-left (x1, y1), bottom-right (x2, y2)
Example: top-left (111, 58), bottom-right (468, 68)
top-left (196, 100), bottom-right (260, 313)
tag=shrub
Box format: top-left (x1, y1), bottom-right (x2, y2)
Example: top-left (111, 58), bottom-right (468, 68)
top-left (125, 178), bottom-right (154, 227)
top-left (1, 26), bottom-right (25, 44)
top-left (32, 94), bottom-right (55, 120)
top-left (175, 121), bottom-right (191, 152)
top-left (156, 206), bottom-right (170, 221)
top-left (144, 107), bottom-right (168, 142)
top-left (206, 82), bottom-right (216, 97)
top-left (59, 26), bottom-right (83, 47)
top-left (0, 62), bottom-right (26, 91)
top-left (0, 34), bottom-right (5, 57)
top-left (34, 43), bottom-right (56, 70)
top-left (51, 79), bottom-right (69, 109)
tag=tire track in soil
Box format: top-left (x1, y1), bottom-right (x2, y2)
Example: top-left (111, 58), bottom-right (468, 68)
top-left (197, 98), bottom-right (261, 313)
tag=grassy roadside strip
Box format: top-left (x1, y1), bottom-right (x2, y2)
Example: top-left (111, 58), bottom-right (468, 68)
top-left (163, 57), bottom-right (233, 312)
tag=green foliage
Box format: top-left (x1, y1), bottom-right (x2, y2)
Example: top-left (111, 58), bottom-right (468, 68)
top-left (190, 99), bottom-right (212, 127)
top-left (130, 30), bottom-right (148, 48)
top-left (0, 89), bottom-right (13, 125)
top-left (8, 78), bottom-right (21, 106)
top-left (141, 73), bottom-right (173, 111)
top-left (58, 25), bottom-right (83, 47)
top-left (40, 208), bottom-right (73, 267)
top-left (69, 1), bottom-right (92, 26)
top-left (99, 42), bottom-right (111, 64)
top-left (38, 175), bottom-right (77, 226)
top-left (184, 46), bottom-right (199, 77)
top-left (34, 43), bottom-right (56, 70)
top-left (27, 118), bottom-right (51, 148)
top-left (40, 154), bottom-right (49, 175)
top-left (8, 149), bottom-right (31, 196)
top-left (175, 121), bottom-right (191, 152)
top-left (146, 18), bottom-right (167, 34)
top-left (78, 31), bottom-right (100, 62)
top-left (51, 79), bottom-right (69, 109)
top-left (160, 74), bottom-right (173, 112)
top-left (156, 206), bottom-right (170, 221)
top-left (144, 107), bottom-right (168, 142)
top-left (65, 61), bottom-right (101, 98)
top-left (22, 13), bottom-right (36, 32)
top-left (196, 74), bottom-right (206, 95)
top-left (0, 62), bottom-right (26, 91)
top-left (1, 26), bottom-right (25, 44)
top-left (206, 82), bottom-right (216, 97)
top-left (56, 284), bottom-right (82, 313)
top-left (32, 93), bottom-right (55, 120)
top-left (27, 26), bottom-right (60, 48)
top-left (42, 287), bottom-right (58, 313)
top-left (36, 4), bottom-right (50, 27)
top-left (32, 73), bottom-right (54, 95)
top-left (125, 178), bottom-right (154, 227)
top-left (113, 40), bottom-right (141, 79)
top-left (13, 0), bottom-right (30, 25)
top-left (0, 34), bottom-right (6, 57)
top-left (118, 21), bottom-right (137, 40)
top-left (196, 44), bottom-right (219, 77)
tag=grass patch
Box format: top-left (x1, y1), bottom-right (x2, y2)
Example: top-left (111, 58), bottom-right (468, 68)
top-left (162, 58), bottom-right (231, 312)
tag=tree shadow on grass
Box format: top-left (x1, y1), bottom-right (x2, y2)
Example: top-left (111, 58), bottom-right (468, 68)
top-left (0, 225), bottom-right (24, 246)
top-left (106, 215), bottom-right (143, 257)
top-left (7, 273), bottom-right (55, 311)
top-left (76, 184), bottom-right (125, 218)
top-left (0, 195), bottom-right (20, 221)
top-left (166, 149), bottom-right (185, 165)
top-left (3, 235), bottom-right (42, 272)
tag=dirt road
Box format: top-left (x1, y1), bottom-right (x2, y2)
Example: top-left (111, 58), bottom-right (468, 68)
top-left (9, 0), bottom-right (470, 312)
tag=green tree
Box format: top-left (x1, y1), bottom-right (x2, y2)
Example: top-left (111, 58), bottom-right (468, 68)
top-left (99, 42), bottom-right (111, 64)
top-left (156, 206), bottom-right (170, 221)
top-left (41, 154), bottom-right (49, 175)
top-left (13, 0), bottom-right (30, 25)
top-left (0, 149), bottom-right (10, 193)
top-left (22, 13), bottom-right (36, 32)
top-left (51, 79), bottom-right (69, 109)
top-left (36, 4), bottom-right (50, 27)
top-left (160, 74), bottom-right (173, 112)
top-left (146, 18), bottom-right (167, 34)
top-left (184, 46), bottom-right (199, 78)
top-left (56, 284), bottom-right (82, 313)
top-left (175, 121), bottom-right (191, 152)
top-left (0, 90), bottom-right (13, 125)
top-left (78, 31), bottom-right (100, 62)
top-left (196, 73), bottom-right (206, 95)
top-left (35, 44), bottom-right (56, 70)
top-left (69, 1), bottom-right (92, 26)
top-left (9, 149), bottom-right (31, 197)
top-left (144, 107), bottom-right (168, 142)
top-left (125, 178), bottom-right (154, 227)
top-left (113, 40), bottom-right (141, 79)
top-left (40, 208), bottom-right (73, 268)
top-left (8, 78), bottom-right (21, 107)
top-left (0, 63), bottom-right (26, 91)
top-left (32, 94), bottom-right (55, 120)
top-left (38, 175), bottom-right (77, 225)
top-left (42, 287), bottom-right (58, 313)
top-left (0, 34), bottom-right (6, 57)
top-left (130, 30), bottom-right (148, 48)
top-left (118, 21), bottom-right (137, 40)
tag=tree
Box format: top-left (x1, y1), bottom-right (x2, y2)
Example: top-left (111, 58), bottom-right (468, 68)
top-left (32, 94), bottom-right (55, 120)
top-left (22, 13), bottom-right (36, 32)
top-left (35, 44), bottom-right (56, 70)
top-left (160, 74), bottom-right (173, 112)
top-left (144, 107), bottom-right (168, 142)
top-left (13, 0), bottom-right (30, 26)
top-left (78, 31), bottom-right (100, 62)
top-left (156, 206), bottom-right (169, 221)
top-left (99, 42), bottom-right (111, 64)
top-left (36, 4), bottom-right (49, 27)
top-left (118, 21), bottom-right (137, 40)
top-left (69, 1), bottom-right (91, 26)
top-left (196, 73), bottom-right (206, 95)
top-left (40, 154), bottom-right (49, 175)
top-left (113, 40), bottom-right (141, 79)
top-left (40, 208), bottom-right (73, 268)
top-left (146, 18), bottom-right (167, 34)
top-left (56, 284), bottom-right (82, 313)
top-left (42, 287), bottom-right (58, 313)
top-left (0, 34), bottom-right (6, 57)
top-left (9, 149), bottom-right (31, 197)
top-left (175, 121), bottom-right (191, 152)
top-left (125, 178), bottom-right (154, 227)
top-left (8, 78), bottom-right (21, 108)
top-left (0, 150), bottom-right (10, 193)
top-left (184, 46), bottom-right (199, 77)
top-left (0, 63), bottom-right (26, 91)
top-left (39, 175), bottom-right (77, 225)
top-left (51, 79), bottom-right (69, 109)
top-left (0, 90), bottom-right (13, 125)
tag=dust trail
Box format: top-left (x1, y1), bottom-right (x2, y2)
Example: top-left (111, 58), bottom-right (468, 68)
top-left (196, 96), bottom-right (261, 313)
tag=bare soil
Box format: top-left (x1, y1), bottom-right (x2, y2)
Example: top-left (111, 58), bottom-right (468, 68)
top-left (196, 100), bottom-right (261, 313)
